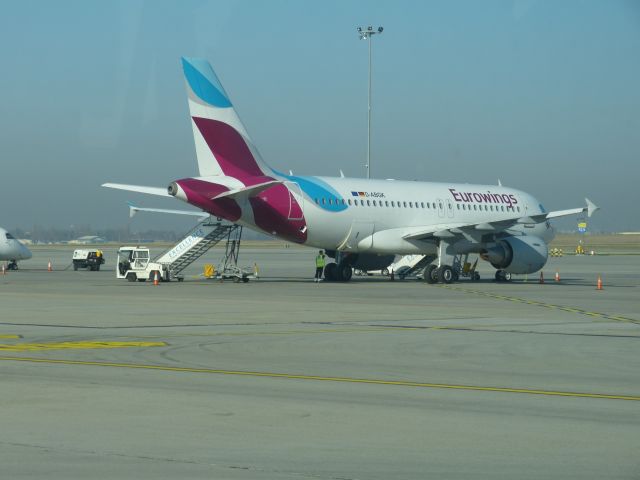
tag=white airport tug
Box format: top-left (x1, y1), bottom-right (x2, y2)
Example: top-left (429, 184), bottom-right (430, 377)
top-left (72, 249), bottom-right (105, 271)
top-left (116, 246), bottom-right (171, 282)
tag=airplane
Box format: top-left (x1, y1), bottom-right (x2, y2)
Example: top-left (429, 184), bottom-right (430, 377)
top-left (104, 57), bottom-right (599, 283)
top-left (0, 227), bottom-right (32, 270)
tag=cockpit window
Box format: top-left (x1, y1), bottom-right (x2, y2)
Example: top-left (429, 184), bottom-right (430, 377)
top-left (5, 233), bottom-right (15, 239)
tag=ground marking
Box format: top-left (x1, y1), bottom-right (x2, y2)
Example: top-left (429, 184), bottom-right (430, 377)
top-left (0, 341), bottom-right (166, 352)
top-left (0, 355), bottom-right (638, 402)
top-left (439, 285), bottom-right (640, 325)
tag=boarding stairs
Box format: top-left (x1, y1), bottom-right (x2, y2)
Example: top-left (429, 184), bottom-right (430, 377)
top-left (390, 254), bottom-right (437, 279)
top-left (154, 219), bottom-right (242, 280)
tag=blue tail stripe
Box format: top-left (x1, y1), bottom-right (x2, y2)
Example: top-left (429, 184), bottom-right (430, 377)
top-left (181, 57), bottom-right (232, 108)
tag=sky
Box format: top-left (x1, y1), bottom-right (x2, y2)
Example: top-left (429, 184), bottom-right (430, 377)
top-left (1, 0), bottom-right (639, 233)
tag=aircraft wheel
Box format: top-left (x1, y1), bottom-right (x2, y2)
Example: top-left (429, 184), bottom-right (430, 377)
top-left (338, 262), bottom-right (353, 282)
top-left (438, 265), bottom-right (454, 284)
top-left (495, 270), bottom-right (512, 282)
top-left (424, 264), bottom-right (438, 284)
top-left (324, 263), bottom-right (337, 281)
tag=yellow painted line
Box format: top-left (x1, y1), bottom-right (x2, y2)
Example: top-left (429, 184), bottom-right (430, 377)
top-left (0, 334), bottom-right (21, 339)
top-left (0, 341), bottom-right (166, 352)
top-left (0, 355), bottom-right (638, 402)
top-left (440, 285), bottom-right (640, 325)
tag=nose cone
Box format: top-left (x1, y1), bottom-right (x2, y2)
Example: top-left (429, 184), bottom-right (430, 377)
top-left (20, 244), bottom-right (32, 260)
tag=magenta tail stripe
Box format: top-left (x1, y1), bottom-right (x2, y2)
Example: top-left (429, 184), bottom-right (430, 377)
top-left (193, 117), bottom-right (266, 181)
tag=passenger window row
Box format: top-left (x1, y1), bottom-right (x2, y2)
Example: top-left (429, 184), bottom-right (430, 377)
top-left (456, 203), bottom-right (520, 212)
top-left (313, 197), bottom-right (521, 212)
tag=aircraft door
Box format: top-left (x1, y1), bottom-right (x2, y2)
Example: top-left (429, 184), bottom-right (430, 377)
top-left (436, 198), bottom-right (445, 218)
top-left (446, 198), bottom-right (454, 218)
top-left (285, 182), bottom-right (304, 220)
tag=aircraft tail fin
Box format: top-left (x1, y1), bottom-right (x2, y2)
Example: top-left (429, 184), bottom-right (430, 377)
top-left (181, 57), bottom-right (273, 181)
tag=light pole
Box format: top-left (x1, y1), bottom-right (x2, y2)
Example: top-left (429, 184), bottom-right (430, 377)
top-left (357, 25), bottom-right (383, 179)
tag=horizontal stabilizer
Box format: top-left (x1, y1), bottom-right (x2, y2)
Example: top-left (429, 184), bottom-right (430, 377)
top-left (212, 180), bottom-right (282, 200)
top-left (102, 183), bottom-right (170, 197)
top-left (127, 202), bottom-right (209, 219)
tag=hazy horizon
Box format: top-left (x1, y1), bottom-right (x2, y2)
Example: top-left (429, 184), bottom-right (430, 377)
top-left (1, 0), bottom-right (639, 234)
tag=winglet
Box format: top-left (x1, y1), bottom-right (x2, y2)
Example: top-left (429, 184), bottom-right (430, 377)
top-left (585, 198), bottom-right (599, 218)
top-left (127, 202), bottom-right (138, 218)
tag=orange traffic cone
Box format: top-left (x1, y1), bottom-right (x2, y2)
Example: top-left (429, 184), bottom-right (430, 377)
top-left (47, 260), bottom-right (52, 272)
top-left (597, 275), bottom-right (603, 290)
top-left (539, 271), bottom-right (544, 284)
top-left (555, 271), bottom-right (560, 282)
top-left (153, 271), bottom-right (159, 286)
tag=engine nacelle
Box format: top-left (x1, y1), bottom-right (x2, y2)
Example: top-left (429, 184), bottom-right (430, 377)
top-left (481, 235), bottom-right (548, 274)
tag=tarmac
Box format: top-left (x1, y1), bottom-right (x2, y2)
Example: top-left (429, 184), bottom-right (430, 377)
top-left (1, 245), bottom-right (639, 479)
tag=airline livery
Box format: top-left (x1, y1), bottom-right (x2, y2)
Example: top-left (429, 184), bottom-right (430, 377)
top-left (104, 57), bottom-right (598, 283)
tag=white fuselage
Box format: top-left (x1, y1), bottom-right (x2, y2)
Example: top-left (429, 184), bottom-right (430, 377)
top-left (0, 227), bottom-right (32, 262)
top-left (276, 176), bottom-right (554, 254)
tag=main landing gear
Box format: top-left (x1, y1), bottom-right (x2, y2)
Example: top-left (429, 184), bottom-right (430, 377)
top-left (323, 260), bottom-right (353, 282)
top-left (423, 264), bottom-right (480, 284)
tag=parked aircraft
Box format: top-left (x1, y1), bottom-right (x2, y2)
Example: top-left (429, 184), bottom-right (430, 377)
top-left (0, 227), bottom-right (32, 269)
top-left (104, 57), bottom-right (598, 283)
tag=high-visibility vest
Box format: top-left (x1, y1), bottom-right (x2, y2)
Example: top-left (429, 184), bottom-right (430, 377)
top-left (316, 255), bottom-right (325, 268)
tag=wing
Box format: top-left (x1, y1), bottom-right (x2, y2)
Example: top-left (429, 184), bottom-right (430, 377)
top-left (403, 198), bottom-right (599, 241)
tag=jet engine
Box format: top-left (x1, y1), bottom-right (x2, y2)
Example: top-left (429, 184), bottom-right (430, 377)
top-left (481, 235), bottom-right (548, 274)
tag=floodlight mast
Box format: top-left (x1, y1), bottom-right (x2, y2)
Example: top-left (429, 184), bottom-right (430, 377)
top-left (357, 25), bottom-right (383, 179)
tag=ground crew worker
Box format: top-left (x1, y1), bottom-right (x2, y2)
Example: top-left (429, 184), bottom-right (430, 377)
top-left (314, 250), bottom-right (326, 282)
